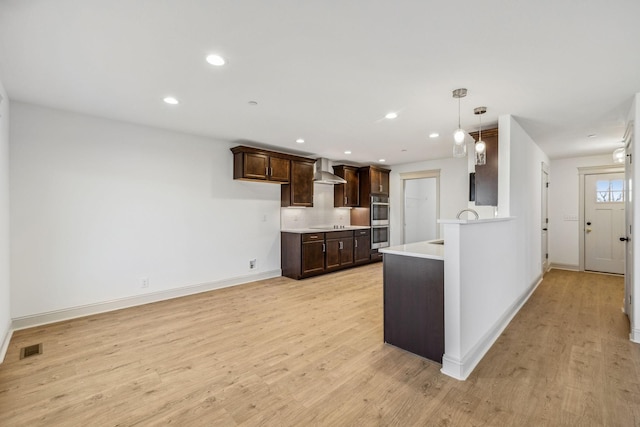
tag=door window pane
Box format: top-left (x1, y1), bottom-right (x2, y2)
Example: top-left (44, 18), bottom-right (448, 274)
top-left (596, 179), bottom-right (625, 203)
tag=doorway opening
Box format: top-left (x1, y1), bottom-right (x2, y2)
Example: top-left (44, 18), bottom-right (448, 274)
top-left (400, 170), bottom-right (440, 244)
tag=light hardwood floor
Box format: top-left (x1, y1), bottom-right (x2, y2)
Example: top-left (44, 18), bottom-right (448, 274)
top-left (1, 266), bottom-right (639, 426)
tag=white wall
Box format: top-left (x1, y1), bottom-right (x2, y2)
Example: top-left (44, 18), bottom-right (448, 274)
top-left (630, 93), bottom-right (640, 342)
top-left (389, 157), bottom-right (467, 245)
top-left (442, 115), bottom-right (550, 379)
top-left (549, 154), bottom-right (613, 268)
top-left (10, 102), bottom-right (282, 319)
top-left (503, 115), bottom-right (551, 282)
top-left (0, 79), bottom-right (11, 359)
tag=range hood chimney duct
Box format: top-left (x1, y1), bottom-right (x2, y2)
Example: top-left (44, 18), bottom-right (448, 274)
top-left (313, 158), bottom-right (347, 185)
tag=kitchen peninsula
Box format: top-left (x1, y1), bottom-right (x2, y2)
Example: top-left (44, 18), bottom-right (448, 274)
top-left (380, 217), bottom-right (528, 381)
top-left (380, 241), bottom-right (444, 363)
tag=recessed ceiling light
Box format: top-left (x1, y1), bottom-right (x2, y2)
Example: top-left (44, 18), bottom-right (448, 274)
top-left (429, 132), bottom-right (439, 138)
top-left (379, 159), bottom-right (386, 163)
top-left (401, 149), bottom-right (407, 152)
top-left (296, 138), bottom-right (305, 144)
top-left (588, 134), bottom-right (597, 138)
top-left (206, 54), bottom-right (226, 66)
top-left (248, 100), bottom-right (258, 106)
top-left (344, 150), bottom-right (352, 155)
top-left (163, 96), bottom-right (179, 105)
top-left (385, 112), bottom-right (398, 119)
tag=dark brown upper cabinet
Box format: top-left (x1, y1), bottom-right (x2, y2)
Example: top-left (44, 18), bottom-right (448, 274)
top-left (469, 127), bottom-right (498, 206)
top-left (358, 166), bottom-right (391, 207)
top-left (282, 159), bottom-right (315, 207)
top-left (333, 165), bottom-right (359, 207)
top-left (231, 146), bottom-right (291, 183)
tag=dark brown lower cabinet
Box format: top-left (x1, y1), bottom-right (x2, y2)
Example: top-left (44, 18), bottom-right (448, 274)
top-left (354, 229), bottom-right (371, 264)
top-left (325, 231), bottom-right (354, 270)
top-left (281, 230), bottom-right (369, 280)
top-left (302, 240), bottom-right (325, 276)
top-left (383, 253), bottom-right (444, 364)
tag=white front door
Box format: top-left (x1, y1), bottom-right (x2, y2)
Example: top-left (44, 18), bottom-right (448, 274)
top-left (584, 173), bottom-right (625, 274)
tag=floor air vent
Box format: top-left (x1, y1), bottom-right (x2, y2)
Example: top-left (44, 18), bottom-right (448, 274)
top-left (20, 343), bottom-right (43, 359)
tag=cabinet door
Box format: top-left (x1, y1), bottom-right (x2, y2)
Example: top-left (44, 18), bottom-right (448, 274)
top-left (302, 240), bottom-right (325, 275)
top-left (354, 231), bottom-right (371, 263)
top-left (340, 237), bottom-right (354, 266)
top-left (370, 168), bottom-right (390, 195)
top-left (243, 152), bottom-right (269, 180)
top-left (269, 156), bottom-right (290, 182)
top-left (325, 239), bottom-right (341, 270)
top-left (290, 161), bottom-right (314, 206)
top-left (333, 166), bottom-right (360, 207)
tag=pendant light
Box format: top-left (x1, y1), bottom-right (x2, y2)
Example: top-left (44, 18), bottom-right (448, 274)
top-left (474, 106), bottom-right (487, 166)
top-left (452, 88), bottom-right (467, 158)
top-left (613, 147), bottom-right (625, 164)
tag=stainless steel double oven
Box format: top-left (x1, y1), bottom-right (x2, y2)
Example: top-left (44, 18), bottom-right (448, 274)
top-left (370, 195), bottom-right (390, 249)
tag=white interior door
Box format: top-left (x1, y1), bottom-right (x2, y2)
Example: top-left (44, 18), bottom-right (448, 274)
top-left (541, 166), bottom-right (549, 273)
top-left (584, 173), bottom-right (625, 274)
top-left (403, 177), bottom-right (437, 244)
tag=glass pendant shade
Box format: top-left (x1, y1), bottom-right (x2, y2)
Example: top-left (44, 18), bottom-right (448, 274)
top-left (453, 136), bottom-right (467, 157)
top-left (613, 147), bottom-right (625, 164)
top-left (475, 140), bottom-right (486, 165)
top-left (452, 88), bottom-right (467, 158)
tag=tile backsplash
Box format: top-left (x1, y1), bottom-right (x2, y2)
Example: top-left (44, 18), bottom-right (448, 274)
top-left (281, 183), bottom-right (352, 229)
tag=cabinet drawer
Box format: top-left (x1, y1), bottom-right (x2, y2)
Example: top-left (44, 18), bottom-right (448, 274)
top-left (302, 233), bottom-right (325, 242)
top-left (354, 229), bottom-right (370, 237)
top-left (325, 230), bottom-right (353, 240)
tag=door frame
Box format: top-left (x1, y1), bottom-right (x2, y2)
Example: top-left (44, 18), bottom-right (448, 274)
top-left (578, 165), bottom-right (625, 271)
top-left (541, 162), bottom-right (550, 274)
top-left (399, 169), bottom-right (440, 244)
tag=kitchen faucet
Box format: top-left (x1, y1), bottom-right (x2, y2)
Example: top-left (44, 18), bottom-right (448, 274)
top-left (456, 208), bottom-right (479, 220)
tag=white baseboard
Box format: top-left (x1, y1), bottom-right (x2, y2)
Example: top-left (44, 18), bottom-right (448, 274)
top-left (549, 263), bottom-right (579, 271)
top-left (631, 327), bottom-right (640, 344)
top-left (11, 269), bottom-right (282, 331)
top-left (0, 325), bottom-right (13, 364)
top-left (441, 274), bottom-right (543, 381)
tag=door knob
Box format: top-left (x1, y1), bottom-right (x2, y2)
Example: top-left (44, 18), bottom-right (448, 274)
top-left (586, 222), bottom-right (592, 225)
top-left (586, 228), bottom-right (592, 233)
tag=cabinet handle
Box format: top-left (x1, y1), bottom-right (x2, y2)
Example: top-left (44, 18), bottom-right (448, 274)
top-left (270, 167), bottom-right (273, 176)
top-left (339, 241), bottom-right (343, 250)
top-left (379, 184), bottom-right (383, 192)
top-left (322, 243), bottom-right (326, 252)
top-left (309, 235), bottom-right (318, 239)
top-left (355, 240), bottom-right (358, 248)
top-left (344, 196), bottom-right (347, 205)
top-left (265, 167), bottom-right (269, 176)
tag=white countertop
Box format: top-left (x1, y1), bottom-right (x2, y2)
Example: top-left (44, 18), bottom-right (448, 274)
top-left (379, 240), bottom-right (444, 260)
top-left (438, 216), bottom-right (515, 225)
top-left (281, 225), bottom-right (370, 233)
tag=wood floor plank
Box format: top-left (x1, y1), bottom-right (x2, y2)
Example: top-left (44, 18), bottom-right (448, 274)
top-left (1, 266), bottom-right (639, 426)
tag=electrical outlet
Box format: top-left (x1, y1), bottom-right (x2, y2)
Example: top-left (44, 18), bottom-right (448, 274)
top-left (140, 277), bottom-right (149, 288)
top-left (249, 259), bottom-right (257, 269)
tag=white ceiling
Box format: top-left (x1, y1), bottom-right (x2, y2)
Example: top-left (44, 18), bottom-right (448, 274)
top-left (1, 1), bottom-right (639, 165)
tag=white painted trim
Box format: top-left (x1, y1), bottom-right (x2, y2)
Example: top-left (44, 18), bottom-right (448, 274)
top-left (549, 263), bottom-right (580, 271)
top-left (0, 327), bottom-right (13, 364)
top-left (631, 328), bottom-right (640, 343)
top-left (441, 274), bottom-right (542, 380)
top-left (11, 269), bottom-right (282, 331)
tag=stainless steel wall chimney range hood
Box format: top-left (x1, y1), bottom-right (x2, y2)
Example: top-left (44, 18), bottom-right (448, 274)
top-left (313, 158), bottom-right (347, 185)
